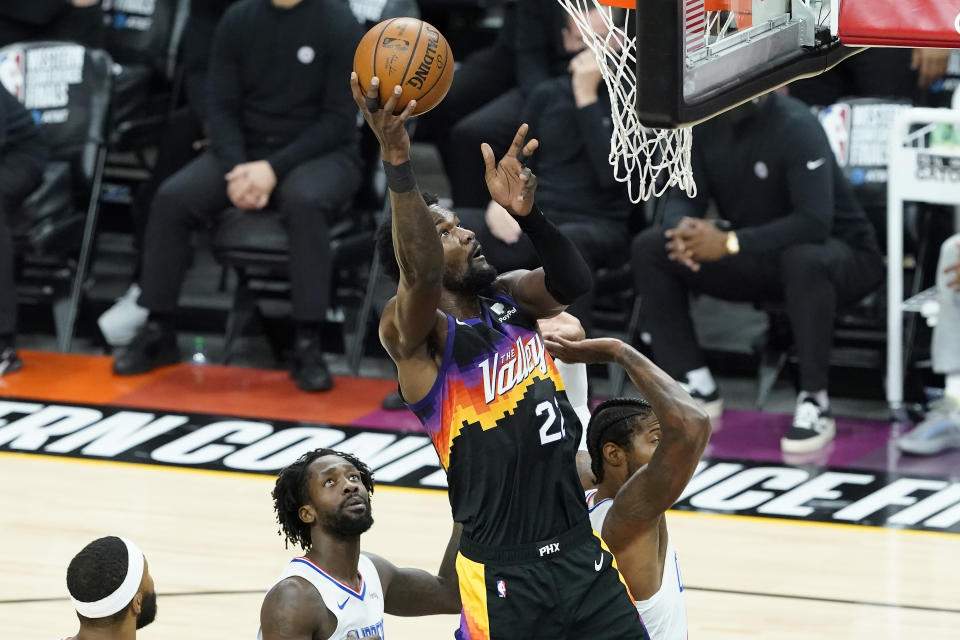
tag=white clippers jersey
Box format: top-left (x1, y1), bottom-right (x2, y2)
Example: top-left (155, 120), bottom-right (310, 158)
top-left (257, 553), bottom-right (385, 640)
top-left (586, 489), bottom-right (688, 640)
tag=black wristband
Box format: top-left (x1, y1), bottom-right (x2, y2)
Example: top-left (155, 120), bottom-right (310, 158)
top-left (382, 159), bottom-right (417, 193)
top-left (514, 206), bottom-right (549, 234)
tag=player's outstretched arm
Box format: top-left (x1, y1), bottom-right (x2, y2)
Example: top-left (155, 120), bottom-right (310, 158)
top-left (542, 336), bottom-right (711, 530)
top-left (366, 523), bottom-right (463, 616)
top-left (485, 125), bottom-right (593, 319)
top-left (350, 73), bottom-right (443, 360)
top-left (260, 577), bottom-right (334, 640)
top-left (604, 342), bottom-right (711, 530)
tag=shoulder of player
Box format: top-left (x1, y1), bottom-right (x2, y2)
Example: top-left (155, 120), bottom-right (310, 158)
top-left (378, 297), bottom-right (447, 360)
top-left (491, 270), bottom-right (530, 297)
top-left (361, 551), bottom-right (396, 586)
top-left (261, 576), bottom-right (333, 637)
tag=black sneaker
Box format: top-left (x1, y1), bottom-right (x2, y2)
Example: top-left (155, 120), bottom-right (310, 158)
top-left (781, 399), bottom-right (836, 453)
top-left (0, 347), bottom-right (23, 376)
top-left (679, 379), bottom-right (723, 419)
top-left (292, 336), bottom-right (334, 392)
top-left (112, 321), bottom-right (180, 375)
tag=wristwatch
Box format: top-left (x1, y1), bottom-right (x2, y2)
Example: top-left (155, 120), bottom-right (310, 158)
top-left (725, 231), bottom-right (740, 255)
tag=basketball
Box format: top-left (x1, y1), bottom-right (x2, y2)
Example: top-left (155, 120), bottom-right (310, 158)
top-left (353, 17), bottom-right (454, 116)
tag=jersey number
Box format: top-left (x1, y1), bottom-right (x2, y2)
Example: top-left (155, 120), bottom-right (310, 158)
top-left (536, 399), bottom-right (566, 445)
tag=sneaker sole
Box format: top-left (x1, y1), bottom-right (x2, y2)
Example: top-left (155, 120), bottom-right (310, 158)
top-left (781, 418), bottom-right (836, 453)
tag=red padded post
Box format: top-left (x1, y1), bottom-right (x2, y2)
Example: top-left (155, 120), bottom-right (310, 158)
top-left (838, 0), bottom-right (960, 48)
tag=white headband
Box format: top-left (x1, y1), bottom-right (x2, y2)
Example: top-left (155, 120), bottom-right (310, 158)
top-left (70, 537), bottom-right (145, 619)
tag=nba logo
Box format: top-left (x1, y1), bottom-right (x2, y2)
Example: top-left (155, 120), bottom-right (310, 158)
top-left (496, 580), bottom-right (506, 598)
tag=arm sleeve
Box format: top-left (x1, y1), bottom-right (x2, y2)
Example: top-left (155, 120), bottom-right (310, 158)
top-left (266, 10), bottom-right (362, 180)
top-left (735, 118), bottom-right (833, 253)
top-left (0, 87), bottom-right (47, 197)
top-left (518, 208), bottom-right (593, 305)
top-left (205, 9), bottom-right (247, 174)
top-left (553, 359), bottom-right (592, 447)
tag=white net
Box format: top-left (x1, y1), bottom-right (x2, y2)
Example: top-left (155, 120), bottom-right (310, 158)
top-left (555, 0), bottom-right (696, 202)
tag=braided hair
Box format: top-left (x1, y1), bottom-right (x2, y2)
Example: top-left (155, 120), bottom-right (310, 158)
top-left (272, 448), bottom-right (375, 550)
top-left (586, 398), bottom-right (655, 483)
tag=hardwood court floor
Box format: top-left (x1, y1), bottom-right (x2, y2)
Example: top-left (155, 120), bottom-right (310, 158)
top-left (2, 452), bottom-right (958, 640)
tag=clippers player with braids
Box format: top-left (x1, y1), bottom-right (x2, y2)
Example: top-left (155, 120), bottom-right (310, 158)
top-left (543, 333), bottom-right (712, 640)
top-left (351, 73), bottom-right (648, 640)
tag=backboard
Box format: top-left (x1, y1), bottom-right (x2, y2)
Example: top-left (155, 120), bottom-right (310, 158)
top-left (627, 0), bottom-right (856, 128)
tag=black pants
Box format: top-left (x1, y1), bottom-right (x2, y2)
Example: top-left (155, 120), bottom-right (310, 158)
top-left (138, 150), bottom-right (361, 322)
top-left (631, 226), bottom-right (884, 391)
top-left (130, 107), bottom-right (204, 281)
top-left (0, 155), bottom-right (46, 335)
top-left (456, 521), bottom-right (648, 640)
top-left (457, 208), bottom-right (629, 336)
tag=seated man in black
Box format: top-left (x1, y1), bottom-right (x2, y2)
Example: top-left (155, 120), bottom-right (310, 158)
top-left (113, 0), bottom-right (363, 392)
top-left (631, 93), bottom-right (883, 453)
top-left (0, 84), bottom-right (48, 374)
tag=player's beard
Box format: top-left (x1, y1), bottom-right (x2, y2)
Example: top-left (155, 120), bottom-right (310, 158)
top-left (136, 591), bottom-right (157, 629)
top-left (325, 498), bottom-right (374, 537)
top-left (444, 261), bottom-right (497, 296)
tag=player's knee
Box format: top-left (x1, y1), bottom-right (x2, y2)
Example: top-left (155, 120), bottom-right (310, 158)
top-left (778, 243), bottom-right (830, 283)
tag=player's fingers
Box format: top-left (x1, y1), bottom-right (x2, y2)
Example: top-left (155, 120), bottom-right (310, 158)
top-left (481, 143), bottom-right (497, 178)
top-left (505, 123), bottom-right (529, 158)
top-left (397, 98), bottom-right (417, 121)
top-left (382, 83), bottom-right (401, 115)
top-left (516, 139), bottom-right (539, 166)
top-left (365, 77), bottom-right (383, 113)
top-left (349, 72), bottom-right (365, 109)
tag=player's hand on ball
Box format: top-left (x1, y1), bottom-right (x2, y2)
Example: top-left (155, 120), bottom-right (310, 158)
top-left (482, 123), bottom-right (539, 217)
top-left (350, 72), bottom-right (415, 164)
top-left (541, 335), bottom-right (622, 365)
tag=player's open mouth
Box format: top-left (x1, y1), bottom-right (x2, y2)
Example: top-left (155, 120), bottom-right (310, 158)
top-left (343, 496), bottom-right (367, 511)
top-left (472, 244), bottom-right (484, 260)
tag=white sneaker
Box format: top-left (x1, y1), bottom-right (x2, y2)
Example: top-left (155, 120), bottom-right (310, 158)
top-left (98, 283), bottom-right (149, 347)
top-left (896, 397), bottom-right (960, 456)
top-left (781, 399), bottom-right (835, 453)
top-left (679, 378), bottom-right (723, 419)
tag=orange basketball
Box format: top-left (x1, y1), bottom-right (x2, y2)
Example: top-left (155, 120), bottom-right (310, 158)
top-left (353, 17), bottom-right (454, 116)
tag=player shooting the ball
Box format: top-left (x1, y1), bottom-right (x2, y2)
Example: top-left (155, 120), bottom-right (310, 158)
top-left (348, 70), bottom-right (649, 640)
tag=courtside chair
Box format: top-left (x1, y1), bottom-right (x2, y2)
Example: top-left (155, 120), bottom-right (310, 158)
top-left (102, 0), bottom-right (190, 179)
top-left (210, 127), bottom-right (385, 368)
top-left (0, 41), bottom-right (113, 352)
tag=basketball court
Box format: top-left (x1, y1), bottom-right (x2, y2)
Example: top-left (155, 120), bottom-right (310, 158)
top-left (1, 352), bottom-right (958, 638)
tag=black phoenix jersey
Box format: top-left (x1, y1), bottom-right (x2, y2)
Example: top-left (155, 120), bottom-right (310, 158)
top-left (406, 292), bottom-right (588, 546)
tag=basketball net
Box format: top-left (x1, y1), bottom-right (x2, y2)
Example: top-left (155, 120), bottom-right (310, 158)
top-left (555, 0), bottom-right (696, 202)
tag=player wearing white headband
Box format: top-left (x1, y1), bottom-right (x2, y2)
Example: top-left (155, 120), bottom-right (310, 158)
top-left (62, 536), bottom-right (157, 640)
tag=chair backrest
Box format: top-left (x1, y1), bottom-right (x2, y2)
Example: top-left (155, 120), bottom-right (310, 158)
top-left (816, 97), bottom-right (913, 209)
top-left (0, 41), bottom-right (113, 185)
top-left (102, 0), bottom-right (190, 79)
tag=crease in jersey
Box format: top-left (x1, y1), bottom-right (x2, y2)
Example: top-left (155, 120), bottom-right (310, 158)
top-left (291, 556), bottom-right (367, 600)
